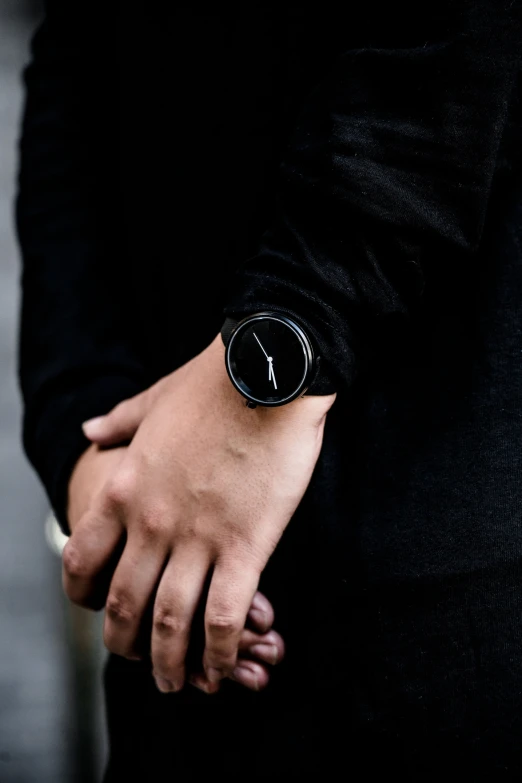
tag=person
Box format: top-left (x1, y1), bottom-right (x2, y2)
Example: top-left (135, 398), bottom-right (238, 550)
top-left (16, 1), bottom-right (522, 780)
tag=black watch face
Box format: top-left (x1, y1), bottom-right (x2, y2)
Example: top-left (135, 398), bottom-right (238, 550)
top-left (226, 315), bottom-right (312, 406)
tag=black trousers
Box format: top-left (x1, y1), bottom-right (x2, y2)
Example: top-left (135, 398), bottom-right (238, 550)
top-left (101, 399), bottom-right (522, 781)
top-left (102, 555), bottom-right (522, 782)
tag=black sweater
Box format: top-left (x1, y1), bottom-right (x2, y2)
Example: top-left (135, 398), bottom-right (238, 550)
top-left (17, 2), bottom-right (522, 778)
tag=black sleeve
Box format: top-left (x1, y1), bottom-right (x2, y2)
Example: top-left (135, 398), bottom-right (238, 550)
top-left (223, 1), bottom-right (521, 390)
top-left (17, 1), bottom-right (147, 533)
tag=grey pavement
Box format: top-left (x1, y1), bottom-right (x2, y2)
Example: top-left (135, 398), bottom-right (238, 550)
top-left (0, 2), bottom-right (106, 781)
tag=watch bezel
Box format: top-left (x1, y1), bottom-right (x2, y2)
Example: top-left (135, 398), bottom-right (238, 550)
top-left (225, 312), bottom-right (314, 407)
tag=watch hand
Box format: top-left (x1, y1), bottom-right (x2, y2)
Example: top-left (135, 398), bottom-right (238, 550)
top-left (252, 331), bottom-right (278, 390)
top-left (268, 359), bottom-right (278, 390)
top-left (253, 331), bottom-right (270, 360)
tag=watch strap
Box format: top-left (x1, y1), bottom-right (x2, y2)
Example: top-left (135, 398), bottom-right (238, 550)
top-left (221, 317), bottom-right (238, 348)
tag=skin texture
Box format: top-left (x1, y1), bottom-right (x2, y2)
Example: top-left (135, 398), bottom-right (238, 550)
top-left (64, 335), bottom-right (335, 693)
top-left (67, 445), bottom-right (285, 693)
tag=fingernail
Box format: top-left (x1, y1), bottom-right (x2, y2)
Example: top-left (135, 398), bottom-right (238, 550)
top-left (249, 608), bottom-right (269, 627)
top-left (251, 592), bottom-right (265, 609)
top-left (82, 416), bottom-right (105, 437)
top-left (206, 667), bottom-right (223, 684)
top-left (188, 676), bottom-right (218, 695)
top-left (188, 676), bottom-right (208, 694)
top-left (233, 664), bottom-right (260, 691)
top-left (154, 675), bottom-right (175, 693)
top-left (250, 643), bottom-right (279, 665)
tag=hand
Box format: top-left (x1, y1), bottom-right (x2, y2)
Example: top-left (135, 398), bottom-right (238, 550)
top-left (64, 336), bottom-right (335, 691)
top-left (67, 443), bottom-right (285, 692)
top-left (68, 443), bottom-right (126, 535)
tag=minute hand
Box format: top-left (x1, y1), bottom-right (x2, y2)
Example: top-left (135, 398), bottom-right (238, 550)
top-left (253, 331), bottom-right (270, 360)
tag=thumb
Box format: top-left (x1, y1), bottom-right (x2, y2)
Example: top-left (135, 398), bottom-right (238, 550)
top-left (82, 390), bottom-right (149, 446)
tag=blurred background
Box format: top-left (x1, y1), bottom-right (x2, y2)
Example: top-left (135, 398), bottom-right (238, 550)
top-left (0, 1), bottom-right (106, 780)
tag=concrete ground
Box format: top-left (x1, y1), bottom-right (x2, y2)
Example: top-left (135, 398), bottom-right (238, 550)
top-left (0, 2), bottom-right (106, 781)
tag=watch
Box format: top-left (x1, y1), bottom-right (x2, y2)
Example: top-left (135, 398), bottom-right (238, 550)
top-left (221, 311), bottom-right (321, 408)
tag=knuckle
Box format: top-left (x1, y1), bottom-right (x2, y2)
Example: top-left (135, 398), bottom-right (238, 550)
top-left (139, 510), bottom-right (168, 540)
top-left (177, 519), bottom-right (199, 544)
top-left (105, 593), bottom-right (137, 626)
top-left (232, 538), bottom-right (269, 568)
top-left (206, 613), bottom-right (241, 638)
top-left (104, 469), bottom-right (137, 509)
top-left (153, 606), bottom-right (187, 638)
top-left (62, 542), bottom-right (89, 580)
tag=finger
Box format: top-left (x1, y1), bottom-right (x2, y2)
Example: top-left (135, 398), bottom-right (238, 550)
top-left (103, 537), bottom-right (168, 660)
top-left (189, 659), bottom-right (272, 694)
top-left (188, 673), bottom-right (220, 695)
top-left (238, 628), bottom-right (285, 666)
top-left (247, 590), bottom-right (275, 633)
top-left (203, 561), bottom-right (260, 683)
top-left (230, 660), bottom-right (270, 692)
top-left (82, 390), bottom-right (149, 446)
top-left (151, 548), bottom-right (210, 693)
top-left (62, 507), bottom-right (123, 608)
top-left (187, 628), bottom-right (284, 695)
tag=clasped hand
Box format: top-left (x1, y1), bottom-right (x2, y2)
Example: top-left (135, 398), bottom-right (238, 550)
top-left (63, 336), bottom-right (335, 692)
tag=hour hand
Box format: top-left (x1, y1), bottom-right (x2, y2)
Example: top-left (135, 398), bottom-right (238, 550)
top-left (268, 359), bottom-right (278, 390)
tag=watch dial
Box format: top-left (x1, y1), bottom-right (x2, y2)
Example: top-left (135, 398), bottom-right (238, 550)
top-left (228, 317), bottom-right (309, 404)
